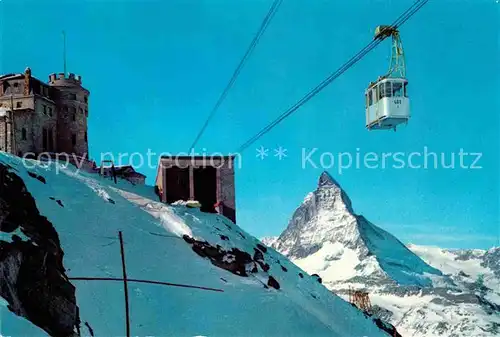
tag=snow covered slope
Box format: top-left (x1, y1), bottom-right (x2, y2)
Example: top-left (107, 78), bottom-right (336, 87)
top-left (0, 153), bottom-right (393, 337)
top-left (270, 172), bottom-right (500, 337)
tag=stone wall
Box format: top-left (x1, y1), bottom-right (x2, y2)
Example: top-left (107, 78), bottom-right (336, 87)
top-left (33, 97), bottom-right (57, 153)
top-left (13, 110), bottom-right (35, 155)
top-left (219, 161), bottom-right (235, 208)
top-left (155, 166), bottom-right (165, 201)
top-left (0, 117), bottom-right (9, 152)
top-left (219, 159), bottom-right (236, 223)
top-left (0, 96), bottom-right (36, 111)
top-left (0, 96), bottom-right (58, 156)
top-left (0, 96), bottom-right (35, 154)
top-left (51, 81), bottom-right (89, 158)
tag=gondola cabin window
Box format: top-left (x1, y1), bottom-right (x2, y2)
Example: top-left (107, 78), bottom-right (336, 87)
top-left (380, 81), bottom-right (392, 98)
top-left (393, 82), bottom-right (403, 97)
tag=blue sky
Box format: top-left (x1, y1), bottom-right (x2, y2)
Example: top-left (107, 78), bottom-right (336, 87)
top-left (1, 0), bottom-right (498, 249)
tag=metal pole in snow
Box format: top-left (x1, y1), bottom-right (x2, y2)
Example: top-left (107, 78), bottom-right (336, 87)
top-left (118, 231), bottom-right (131, 337)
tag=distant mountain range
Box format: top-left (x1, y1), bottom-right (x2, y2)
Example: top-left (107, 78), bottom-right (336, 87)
top-left (266, 172), bottom-right (500, 337)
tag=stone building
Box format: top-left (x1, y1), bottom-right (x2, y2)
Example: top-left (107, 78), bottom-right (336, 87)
top-left (0, 67), bottom-right (89, 158)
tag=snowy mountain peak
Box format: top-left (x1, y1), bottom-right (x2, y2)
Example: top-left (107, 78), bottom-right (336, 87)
top-left (271, 172), bottom-right (500, 337)
top-left (272, 172), bottom-right (500, 337)
top-left (318, 171), bottom-right (340, 188)
top-left (273, 171), bottom-right (443, 288)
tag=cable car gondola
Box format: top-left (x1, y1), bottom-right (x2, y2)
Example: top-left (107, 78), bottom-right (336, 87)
top-left (365, 26), bottom-right (410, 131)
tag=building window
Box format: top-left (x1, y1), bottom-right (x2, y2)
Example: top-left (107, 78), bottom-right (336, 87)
top-left (22, 128), bottom-right (27, 140)
top-left (17, 151), bottom-right (22, 157)
top-left (84, 96), bottom-right (88, 104)
top-left (85, 132), bottom-right (87, 142)
top-left (69, 93), bottom-right (77, 100)
top-left (16, 101), bottom-right (22, 108)
top-left (48, 107), bottom-right (53, 116)
top-left (72, 113), bottom-right (76, 121)
top-left (13, 83), bottom-right (19, 88)
top-left (70, 106), bottom-right (76, 113)
top-left (63, 105), bottom-right (68, 112)
top-left (72, 134), bottom-right (76, 146)
top-left (79, 107), bottom-right (83, 114)
top-left (2, 82), bottom-right (10, 95)
top-left (43, 105), bottom-right (47, 115)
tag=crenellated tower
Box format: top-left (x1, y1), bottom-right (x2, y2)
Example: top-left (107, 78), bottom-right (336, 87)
top-left (48, 72), bottom-right (90, 158)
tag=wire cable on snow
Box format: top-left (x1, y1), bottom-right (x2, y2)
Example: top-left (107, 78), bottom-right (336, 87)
top-left (148, 231), bottom-right (184, 239)
top-left (68, 277), bottom-right (224, 292)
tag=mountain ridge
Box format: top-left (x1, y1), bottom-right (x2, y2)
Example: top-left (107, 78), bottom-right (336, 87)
top-left (273, 171), bottom-right (444, 288)
top-left (269, 171), bottom-right (500, 337)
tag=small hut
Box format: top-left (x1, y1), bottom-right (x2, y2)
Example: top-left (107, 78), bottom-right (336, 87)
top-left (155, 155), bottom-right (236, 223)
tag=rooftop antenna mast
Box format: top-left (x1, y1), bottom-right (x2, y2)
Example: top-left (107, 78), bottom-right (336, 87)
top-left (62, 30), bottom-right (67, 75)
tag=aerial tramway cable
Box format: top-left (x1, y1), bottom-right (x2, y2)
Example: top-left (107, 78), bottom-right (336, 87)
top-left (235, 0), bottom-right (428, 154)
top-left (189, 0), bottom-right (283, 153)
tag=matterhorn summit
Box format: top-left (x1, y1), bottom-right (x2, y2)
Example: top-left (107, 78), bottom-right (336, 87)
top-left (273, 171), bottom-right (442, 288)
top-left (270, 171), bottom-right (500, 337)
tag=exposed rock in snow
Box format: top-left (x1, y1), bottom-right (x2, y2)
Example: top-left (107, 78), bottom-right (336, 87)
top-left (0, 163), bottom-right (79, 336)
top-left (271, 171), bottom-right (500, 337)
top-left (261, 236), bottom-right (278, 247)
top-left (481, 247), bottom-right (500, 278)
top-left (0, 154), bottom-right (392, 337)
